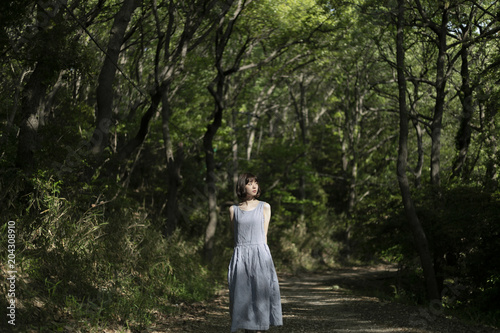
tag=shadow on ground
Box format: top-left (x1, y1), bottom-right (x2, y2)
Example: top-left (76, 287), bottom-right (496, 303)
top-left (152, 265), bottom-right (500, 333)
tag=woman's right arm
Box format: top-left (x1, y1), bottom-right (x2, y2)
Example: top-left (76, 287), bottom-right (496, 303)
top-left (229, 205), bottom-right (235, 233)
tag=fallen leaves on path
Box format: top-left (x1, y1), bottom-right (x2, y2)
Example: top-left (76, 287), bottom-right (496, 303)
top-left (148, 265), bottom-right (499, 333)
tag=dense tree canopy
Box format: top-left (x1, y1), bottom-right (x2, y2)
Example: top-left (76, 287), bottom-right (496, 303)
top-left (1, 0), bottom-right (499, 331)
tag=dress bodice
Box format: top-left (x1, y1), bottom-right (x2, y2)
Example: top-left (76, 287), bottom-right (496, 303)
top-left (233, 201), bottom-right (265, 246)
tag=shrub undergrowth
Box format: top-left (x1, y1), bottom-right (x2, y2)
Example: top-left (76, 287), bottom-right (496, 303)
top-left (0, 172), bottom-right (219, 332)
top-left (351, 184), bottom-right (500, 329)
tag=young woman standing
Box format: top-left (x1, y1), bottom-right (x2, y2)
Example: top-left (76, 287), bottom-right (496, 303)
top-left (227, 173), bottom-right (283, 332)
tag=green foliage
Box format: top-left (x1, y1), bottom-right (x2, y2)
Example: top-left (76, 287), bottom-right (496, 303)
top-left (1, 0), bottom-right (500, 330)
top-left (234, 138), bottom-right (345, 273)
top-left (0, 174), bottom-right (218, 332)
top-left (352, 183), bottom-right (500, 327)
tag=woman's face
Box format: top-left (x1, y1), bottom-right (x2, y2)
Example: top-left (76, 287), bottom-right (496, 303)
top-left (245, 179), bottom-right (259, 199)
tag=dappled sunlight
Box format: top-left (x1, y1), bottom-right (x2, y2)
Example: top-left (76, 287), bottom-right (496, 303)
top-left (151, 266), bottom-right (498, 332)
top-left (2, 0), bottom-right (500, 331)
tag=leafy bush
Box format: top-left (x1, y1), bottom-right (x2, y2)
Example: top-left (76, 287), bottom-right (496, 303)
top-left (0, 172), bottom-right (218, 332)
top-left (351, 183), bottom-right (500, 327)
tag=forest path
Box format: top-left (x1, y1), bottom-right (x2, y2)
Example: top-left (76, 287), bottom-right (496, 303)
top-left (151, 265), bottom-right (499, 333)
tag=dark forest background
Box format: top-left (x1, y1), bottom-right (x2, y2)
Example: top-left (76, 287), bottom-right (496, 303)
top-left (1, 0), bottom-right (499, 331)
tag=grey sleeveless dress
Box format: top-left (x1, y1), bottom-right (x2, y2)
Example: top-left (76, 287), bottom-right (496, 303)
top-left (228, 201), bottom-right (283, 332)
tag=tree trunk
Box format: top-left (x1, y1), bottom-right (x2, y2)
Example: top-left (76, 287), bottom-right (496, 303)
top-left (15, 2), bottom-right (69, 172)
top-left (246, 83), bottom-right (276, 160)
top-left (396, 0), bottom-right (440, 302)
top-left (338, 74), bottom-right (363, 257)
top-left (203, 0), bottom-right (243, 262)
top-left (232, 107), bottom-right (239, 201)
top-left (1, 70), bottom-right (27, 160)
top-left (118, 91), bottom-right (161, 161)
top-left (90, 0), bottom-right (140, 155)
top-left (203, 74), bottom-right (224, 261)
top-left (164, 141), bottom-right (184, 236)
top-left (429, 4), bottom-right (449, 190)
top-left (409, 80), bottom-right (424, 188)
top-left (451, 44), bottom-right (473, 180)
top-left (16, 62), bottom-right (53, 172)
top-left (149, 0), bottom-right (224, 237)
top-left (162, 84), bottom-right (184, 236)
top-left (484, 100), bottom-right (499, 189)
top-left (289, 75), bottom-right (309, 222)
top-left (411, 115), bottom-right (424, 188)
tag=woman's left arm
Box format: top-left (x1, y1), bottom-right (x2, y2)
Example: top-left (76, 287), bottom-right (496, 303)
top-left (263, 202), bottom-right (271, 244)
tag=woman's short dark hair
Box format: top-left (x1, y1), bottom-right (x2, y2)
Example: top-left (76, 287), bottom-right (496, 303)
top-left (236, 173), bottom-right (261, 201)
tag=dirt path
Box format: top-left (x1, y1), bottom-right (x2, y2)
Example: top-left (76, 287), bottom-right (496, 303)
top-left (151, 265), bottom-right (499, 333)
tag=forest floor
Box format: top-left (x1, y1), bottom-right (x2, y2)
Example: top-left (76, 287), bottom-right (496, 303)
top-left (136, 264), bottom-right (499, 333)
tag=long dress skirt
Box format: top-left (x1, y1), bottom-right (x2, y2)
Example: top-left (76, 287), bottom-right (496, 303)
top-left (227, 201), bottom-right (283, 332)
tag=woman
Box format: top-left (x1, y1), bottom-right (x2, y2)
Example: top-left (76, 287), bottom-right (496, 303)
top-left (227, 173), bottom-right (283, 332)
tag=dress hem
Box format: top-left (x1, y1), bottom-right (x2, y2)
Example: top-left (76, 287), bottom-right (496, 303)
top-left (231, 323), bottom-right (283, 332)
